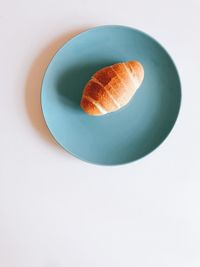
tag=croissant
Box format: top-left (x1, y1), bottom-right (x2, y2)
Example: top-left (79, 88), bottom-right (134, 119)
top-left (80, 61), bottom-right (144, 116)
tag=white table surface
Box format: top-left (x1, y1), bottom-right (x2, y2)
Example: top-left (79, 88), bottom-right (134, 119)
top-left (1, 0), bottom-right (200, 266)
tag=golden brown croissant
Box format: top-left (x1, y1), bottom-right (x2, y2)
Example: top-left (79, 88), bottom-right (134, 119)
top-left (80, 61), bottom-right (144, 116)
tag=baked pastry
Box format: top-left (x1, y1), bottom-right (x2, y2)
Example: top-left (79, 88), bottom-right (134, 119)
top-left (80, 61), bottom-right (144, 116)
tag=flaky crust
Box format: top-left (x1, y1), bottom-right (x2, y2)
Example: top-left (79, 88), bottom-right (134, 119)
top-left (80, 61), bottom-right (144, 116)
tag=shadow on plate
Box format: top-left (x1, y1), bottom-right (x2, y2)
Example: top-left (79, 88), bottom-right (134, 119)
top-left (25, 28), bottom-right (89, 155)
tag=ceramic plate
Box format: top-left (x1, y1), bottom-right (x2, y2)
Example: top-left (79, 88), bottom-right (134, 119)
top-left (41, 25), bottom-right (181, 165)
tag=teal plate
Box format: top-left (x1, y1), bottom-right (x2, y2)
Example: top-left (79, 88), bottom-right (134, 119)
top-left (41, 25), bottom-right (181, 165)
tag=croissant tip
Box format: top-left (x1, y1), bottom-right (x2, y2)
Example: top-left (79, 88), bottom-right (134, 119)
top-left (80, 97), bottom-right (103, 116)
top-left (127, 60), bottom-right (144, 83)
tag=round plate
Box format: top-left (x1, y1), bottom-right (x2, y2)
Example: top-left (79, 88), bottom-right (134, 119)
top-left (41, 25), bottom-right (181, 165)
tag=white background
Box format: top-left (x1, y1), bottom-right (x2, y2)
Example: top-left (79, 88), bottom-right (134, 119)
top-left (0, 0), bottom-right (200, 266)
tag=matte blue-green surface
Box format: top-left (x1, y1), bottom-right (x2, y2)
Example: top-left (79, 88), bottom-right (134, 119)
top-left (41, 25), bottom-right (181, 165)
